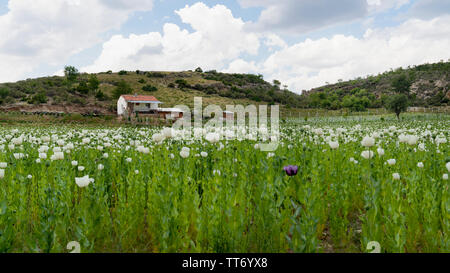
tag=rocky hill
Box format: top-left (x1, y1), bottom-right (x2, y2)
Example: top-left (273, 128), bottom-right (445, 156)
top-left (300, 61), bottom-right (450, 111)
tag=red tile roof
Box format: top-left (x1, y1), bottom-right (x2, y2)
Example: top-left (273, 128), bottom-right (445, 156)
top-left (121, 95), bottom-right (160, 102)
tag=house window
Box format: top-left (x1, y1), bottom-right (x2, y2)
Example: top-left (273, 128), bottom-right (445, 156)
top-left (136, 103), bottom-right (140, 106)
top-left (146, 103), bottom-right (150, 108)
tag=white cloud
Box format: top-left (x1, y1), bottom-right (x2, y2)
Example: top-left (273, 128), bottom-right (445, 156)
top-left (82, 3), bottom-right (260, 73)
top-left (239, 0), bottom-right (368, 35)
top-left (264, 34), bottom-right (287, 49)
top-left (223, 59), bottom-right (258, 74)
top-left (259, 15), bottom-right (450, 93)
top-left (0, 0), bottom-right (154, 82)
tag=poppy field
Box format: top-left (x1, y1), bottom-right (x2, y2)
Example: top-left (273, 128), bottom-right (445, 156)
top-left (0, 115), bottom-right (448, 253)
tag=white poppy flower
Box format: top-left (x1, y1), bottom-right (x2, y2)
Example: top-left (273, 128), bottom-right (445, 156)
top-left (377, 148), bottom-right (385, 156)
top-left (329, 141), bottom-right (339, 149)
top-left (361, 136), bottom-right (375, 147)
top-left (361, 150), bottom-right (374, 159)
top-left (75, 175), bottom-right (91, 188)
top-left (387, 159), bottom-right (396, 166)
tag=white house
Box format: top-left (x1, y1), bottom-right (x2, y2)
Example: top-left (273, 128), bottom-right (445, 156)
top-left (117, 94), bottom-right (162, 116)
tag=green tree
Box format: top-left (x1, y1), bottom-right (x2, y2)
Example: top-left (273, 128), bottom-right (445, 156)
top-left (113, 80), bottom-right (132, 99)
top-left (88, 74), bottom-right (100, 91)
top-left (273, 79), bottom-right (281, 88)
top-left (64, 66), bottom-right (79, 82)
top-left (0, 87), bottom-right (9, 99)
top-left (195, 67), bottom-right (203, 73)
top-left (386, 94), bottom-right (409, 119)
top-left (76, 81), bottom-right (89, 94)
top-left (391, 74), bottom-right (411, 94)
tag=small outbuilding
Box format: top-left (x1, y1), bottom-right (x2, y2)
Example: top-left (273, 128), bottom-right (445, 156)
top-left (223, 111), bottom-right (234, 120)
top-left (158, 108), bottom-right (185, 120)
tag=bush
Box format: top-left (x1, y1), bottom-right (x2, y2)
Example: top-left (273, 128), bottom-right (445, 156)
top-left (95, 90), bottom-right (108, 101)
top-left (69, 97), bottom-right (86, 105)
top-left (29, 92), bottom-right (48, 104)
top-left (88, 74), bottom-right (100, 91)
top-left (113, 80), bottom-right (132, 99)
top-left (138, 79), bottom-right (146, 84)
top-left (168, 83), bottom-right (175, 88)
top-left (0, 87), bottom-right (9, 99)
top-left (175, 79), bottom-right (189, 89)
top-left (142, 84), bottom-right (157, 92)
top-left (76, 81), bottom-right (89, 94)
top-left (192, 84), bottom-right (204, 91)
top-left (118, 70), bottom-right (128, 75)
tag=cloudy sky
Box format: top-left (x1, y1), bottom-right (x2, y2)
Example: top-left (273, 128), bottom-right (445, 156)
top-left (0, 0), bottom-right (449, 93)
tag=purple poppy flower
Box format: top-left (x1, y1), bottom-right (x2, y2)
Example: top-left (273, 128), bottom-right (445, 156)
top-left (283, 165), bottom-right (298, 176)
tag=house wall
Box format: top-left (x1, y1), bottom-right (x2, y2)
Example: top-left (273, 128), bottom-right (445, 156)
top-left (117, 97), bottom-right (127, 116)
top-left (133, 103), bottom-right (153, 112)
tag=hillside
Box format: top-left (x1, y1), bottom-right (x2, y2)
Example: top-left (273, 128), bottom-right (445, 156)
top-left (0, 61), bottom-right (449, 117)
top-left (0, 69), bottom-right (303, 116)
top-left (300, 61), bottom-right (450, 111)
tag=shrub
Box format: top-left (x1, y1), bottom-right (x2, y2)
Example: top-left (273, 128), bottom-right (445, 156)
top-left (76, 81), bottom-right (89, 94)
top-left (142, 84), bottom-right (157, 92)
top-left (175, 79), bottom-right (189, 89)
top-left (29, 92), bottom-right (48, 104)
top-left (88, 74), bottom-right (100, 91)
top-left (95, 90), bottom-right (108, 101)
top-left (118, 70), bottom-right (128, 75)
top-left (0, 87), bottom-right (9, 99)
top-left (113, 80), bottom-right (132, 99)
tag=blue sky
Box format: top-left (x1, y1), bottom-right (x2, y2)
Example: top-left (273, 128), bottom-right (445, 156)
top-left (0, 0), bottom-right (449, 92)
